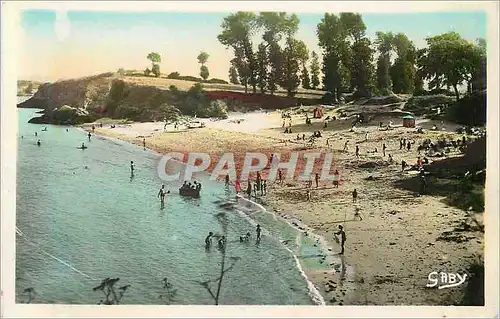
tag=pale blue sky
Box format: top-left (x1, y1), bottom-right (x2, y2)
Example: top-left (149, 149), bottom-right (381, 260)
top-left (19, 10), bottom-right (487, 82)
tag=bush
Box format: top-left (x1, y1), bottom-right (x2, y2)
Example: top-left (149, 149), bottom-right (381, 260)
top-left (167, 72), bottom-right (181, 79)
top-left (204, 100), bottom-right (228, 118)
top-left (144, 68), bottom-right (151, 76)
top-left (207, 78), bottom-right (229, 85)
top-left (117, 68), bottom-right (126, 76)
top-left (446, 90), bottom-right (486, 126)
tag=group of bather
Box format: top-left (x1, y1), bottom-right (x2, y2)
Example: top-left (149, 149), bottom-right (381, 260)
top-left (181, 180), bottom-right (202, 191)
top-left (204, 225), bottom-right (262, 251)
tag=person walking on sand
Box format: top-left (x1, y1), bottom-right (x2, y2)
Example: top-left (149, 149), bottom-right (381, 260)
top-left (235, 179), bottom-right (241, 194)
top-left (352, 189), bottom-right (358, 203)
top-left (355, 145), bottom-right (360, 158)
top-left (365, 132), bottom-right (368, 142)
top-left (205, 232), bottom-right (213, 249)
top-left (406, 140), bottom-right (411, 151)
top-left (92, 124), bottom-right (95, 133)
top-left (315, 173), bottom-right (320, 188)
top-left (278, 169), bottom-right (283, 185)
top-left (343, 141), bottom-right (349, 152)
top-left (354, 206), bottom-right (363, 221)
top-left (256, 224), bottom-right (262, 242)
top-left (400, 138), bottom-right (403, 150)
top-left (335, 225), bottom-right (346, 255)
top-left (401, 160), bottom-right (407, 172)
top-left (246, 182), bottom-right (252, 197)
top-left (382, 143), bottom-right (387, 157)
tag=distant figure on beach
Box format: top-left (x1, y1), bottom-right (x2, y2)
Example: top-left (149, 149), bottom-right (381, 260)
top-left (218, 236), bottom-right (226, 251)
top-left (343, 141), bottom-right (349, 152)
top-left (278, 169), bottom-right (283, 185)
top-left (365, 132), bottom-right (368, 142)
top-left (240, 232), bottom-right (251, 243)
top-left (333, 170), bottom-right (340, 188)
top-left (355, 145), bottom-right (360, 158)
top-left (42, 126), bottom-right (47, 131)
top-left (66, 128), bottom-right (69, 132)
top-left (354, 206), bottom-right (363, 221)
top-left (306, 188), bottom-right (311, 201)
top-left (335, 225), bottom-right (346, 255)
top-left (256, 224), bottom-right (262, 242)
top-left (247, 182), bottom-right (252, 197)
top-left (419, 174), bottom-right (427, 196)
top-left (130, 161), bottom-right (135, 174)
top-left (399, 138), bottom-right (403, 150)
top-left (92, 124), bottom-right (95, 132)
top-left (282, 120), bottom-right (285, 128)
top-left (388, 154), bottom-right (394, 164)
top-left (81, 142), bottom-right (85, 149)
top-left (401, 160), bottom-right (407, 172)
top-left (235, 179), bottom-right (241, 194)
top-left (263, 180), bottom-right (267, 195)
top-left (352, 189), bottom-right (358, 203)
top-left (315, 173), bottom-right (320, 188)
top-left (406, 141), bottom-right (411, 151)
top-left (100, 123), bottom-right (103, 128)
top-left (143, 138), bottom-right (146, 150)
top-left (35, 132), bottom-right (37, 136)
top-left (382, 143), bottom-right (387, 157)
top-left (36, 139), bottom-right (41, 146)
top-left (253, 183), bottom-right (258, 197)
top-left (302, 133), bottom-right (306, 140)
top-left (205, 232), bottom-right (213, 249)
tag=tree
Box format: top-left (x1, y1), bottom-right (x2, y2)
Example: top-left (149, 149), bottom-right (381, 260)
top-left (374, 31), bottom-right (394, 93)
top-left (200, 65), bottom-right (210, 81)
top-left (317, 13), bottom-right (350, 100)
top-left (301, 65), bottom-right (310, 89)
top-left (350, 38), bottom-right (375, 97)
top-left (310, 51), bottom-right (320, 89)
top-left (257, 12), bottom-right (299, 95)
top-left (152, 64), bottom-right (161, 77)
top-left (417, 32), bottom-right (482, 100)
top-left (281, 38), bottom-right (308, 96)
top-left (197, 51), bottom-right (209, 66)
top-left (147, 52), bottom-right (161, 77)
top-left (256, 43), bottom-right (268, 93)
top-left (390, 33), bottom-right (416, 93)
top-left (218, 12), bottom-right (258, 94)
top-left (229, 66), bottom-right (239, 85)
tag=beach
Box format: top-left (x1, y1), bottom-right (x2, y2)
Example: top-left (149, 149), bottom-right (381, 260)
top-left (85, 108), bottom-right (485, 305)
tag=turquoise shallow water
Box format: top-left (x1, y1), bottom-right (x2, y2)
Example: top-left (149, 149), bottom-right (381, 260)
top-left (15, 104), bottom-right (331, 305)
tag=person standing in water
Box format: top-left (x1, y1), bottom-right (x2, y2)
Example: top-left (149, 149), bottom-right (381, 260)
top-left (205, 232), bottom-right (213, 249)
top-left (225, 174), bottom-right (230, 187)
top-left (130, 161), bottom-right (135, 175)
top-left (158, 184), bottom-right (167, 205)
top-left (88, 132), bottom-right (92, 141)
top-left (335, 225), bottom-right (346, 255)
top-left (35, 132), bottom-right (37, 137)
top-left (143, 138), bottom-right (146, 150)
top-left (36, 139), bottom-right (41, 146)
top-left (256, 224), bottom-right (262, 242)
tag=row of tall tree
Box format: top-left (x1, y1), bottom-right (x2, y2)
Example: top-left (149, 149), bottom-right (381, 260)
top-left (219, 12), bottom-right (486, 100)
top-left (218, 12), bottom-right (321, 96)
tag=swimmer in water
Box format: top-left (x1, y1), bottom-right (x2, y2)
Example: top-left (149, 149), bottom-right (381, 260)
top-left (88, 132), bottom-right (92, 140)
top-left (36, 139), bottom-right (41, 146)
top-left (81, 142), bottom-right (85, 148)
top-left (218, 236), bottom-right (226, 250)
top-left (157, 184), bottom-right (167, 204)
top-left (130, 161), bottom-right (135, 173)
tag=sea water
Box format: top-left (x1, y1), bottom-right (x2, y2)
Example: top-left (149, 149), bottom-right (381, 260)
top-left (15, 103), bottom-right (332, 305)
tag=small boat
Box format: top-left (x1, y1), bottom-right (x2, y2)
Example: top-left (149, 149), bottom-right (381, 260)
top-left (77, 146), bottom-right (88, 150)
top-left (179, 187), bottom-right (200, 198)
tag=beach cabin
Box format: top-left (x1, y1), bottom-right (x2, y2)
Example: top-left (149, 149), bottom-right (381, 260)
top-left (313, 107), bottom-right (324, 119)
top-left (402, 114), bottom-right (416, 128)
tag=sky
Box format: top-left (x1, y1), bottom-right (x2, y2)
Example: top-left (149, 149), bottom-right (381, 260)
top-left (18, 9), bottom-right (487, 82)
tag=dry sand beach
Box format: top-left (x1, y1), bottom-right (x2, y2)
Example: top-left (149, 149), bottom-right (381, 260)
top-left (85, 106), bottom-right (484, 306)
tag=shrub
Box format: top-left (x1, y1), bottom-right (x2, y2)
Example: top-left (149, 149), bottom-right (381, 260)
top-left (207, 78), bottom-right (229, 85)
top-left (167, 72), bottom-right (181, 79)
top-left (446, 90), bottom-right (486, 126)
top-left (144, 68), bottom-right (151, 76)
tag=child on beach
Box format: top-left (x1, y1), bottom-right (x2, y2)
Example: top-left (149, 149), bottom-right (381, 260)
top-left (354, 206), bottom-right (363, 221)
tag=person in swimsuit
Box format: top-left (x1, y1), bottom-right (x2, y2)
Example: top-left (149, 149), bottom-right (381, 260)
top-left (143, 138), bottom-right (146, 150)
top-left (37, 139), bottom-right (41, 146)
top-left (130, 161), bottom-right (135, 174)
top-left (218, 236), bottom-right (226, 251)
top-left (256, 224), bottom-right (262, 241)
top-left (158, 184), bottom-right (166, 203)
top-left (88, 132), bottom-right (92, 141)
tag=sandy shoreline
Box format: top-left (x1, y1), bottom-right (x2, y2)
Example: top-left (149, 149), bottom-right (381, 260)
top-left (83, 108), bottom-right (484, 305)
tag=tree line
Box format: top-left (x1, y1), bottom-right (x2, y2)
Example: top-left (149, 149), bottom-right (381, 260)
top-left (218, 12), bottom-right (486, 100)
